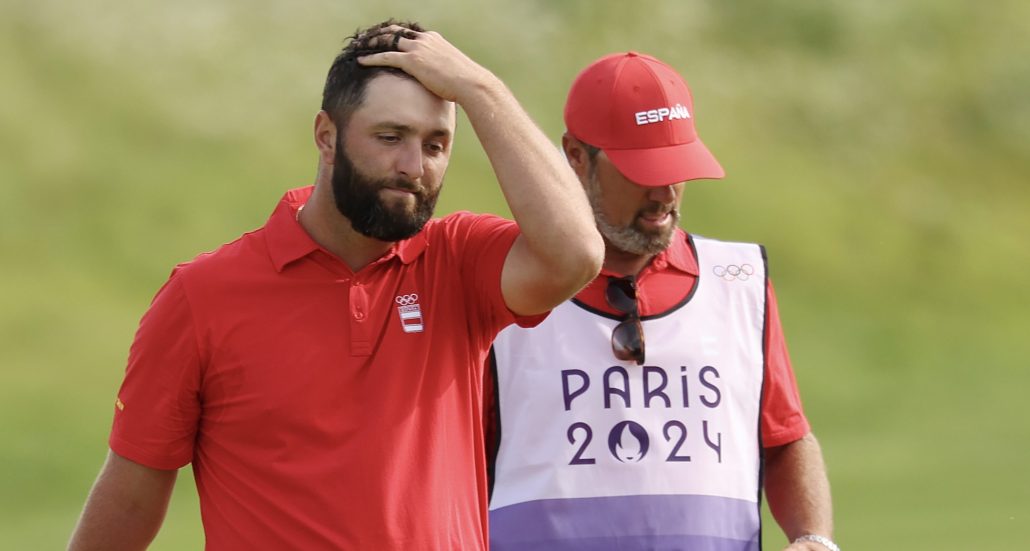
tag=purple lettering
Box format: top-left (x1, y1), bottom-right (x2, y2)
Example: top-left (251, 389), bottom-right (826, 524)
top-left (699, 365), bottom-right (721, 408)
top-left (603, 366), bottom-right (631, 408)
top-left (703, 419), bottom-right (722, 463)
top-left (680, 365), bottom-right (690, 408)
top-left (643, 366), bottom-right (671, 408)
top-left (561, 369), bottom-right (590, 411)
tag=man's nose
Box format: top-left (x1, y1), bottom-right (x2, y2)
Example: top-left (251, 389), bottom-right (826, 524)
top-left (396, 142), bottom-right (425, 180)
top-left (646, 184), bottom-right (676, 203)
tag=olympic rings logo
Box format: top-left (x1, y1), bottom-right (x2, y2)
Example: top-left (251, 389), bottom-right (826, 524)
top-left (395, 294), bottom-right (419, 305)
top-left (713, 264), bottom-right (755, 281)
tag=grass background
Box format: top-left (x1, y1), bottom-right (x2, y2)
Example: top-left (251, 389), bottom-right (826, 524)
top-left (2, 0), bottom-right (1028, 548)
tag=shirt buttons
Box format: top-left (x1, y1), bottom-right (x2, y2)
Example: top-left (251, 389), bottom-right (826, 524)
top-left (349, 284), bottom-right (368, 322)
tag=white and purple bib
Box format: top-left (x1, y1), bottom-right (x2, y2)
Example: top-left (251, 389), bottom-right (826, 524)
top-left (489, 236), bottom-right (767, 551)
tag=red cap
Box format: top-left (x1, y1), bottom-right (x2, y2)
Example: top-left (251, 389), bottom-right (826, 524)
top-left (564, 52), bottom-right (724, 186)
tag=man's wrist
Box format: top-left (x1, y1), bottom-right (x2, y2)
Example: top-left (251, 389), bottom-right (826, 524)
top-left (452, 70), bottom-right (504, 109)
top-left (793, 534), bottom-right (840, 551)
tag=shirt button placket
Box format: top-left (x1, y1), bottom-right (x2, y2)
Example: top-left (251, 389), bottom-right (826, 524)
top-left (349, 281), bottom-right (372, 356)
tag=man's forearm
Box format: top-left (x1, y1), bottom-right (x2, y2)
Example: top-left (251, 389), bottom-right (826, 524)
top-left (459, 76), bottom-right (603, 283)
top-left (764, 432), bottom-right (834, 543)
top-left (68, 451), bottom-right (177, 551)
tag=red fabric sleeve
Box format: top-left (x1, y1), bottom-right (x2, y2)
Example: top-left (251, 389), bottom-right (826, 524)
top-left (109, 269), bottom-right (203, 470)
top-left (447, 212), bottom-right (549, 335)
top-left (761, 280), bottom-right (811, 448)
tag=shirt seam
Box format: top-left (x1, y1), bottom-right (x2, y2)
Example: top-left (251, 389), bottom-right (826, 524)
top-left (174, 268), bottom-right (208, 384)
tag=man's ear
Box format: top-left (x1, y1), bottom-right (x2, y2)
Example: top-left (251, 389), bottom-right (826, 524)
top-left (314, 110), bottom-right (338, 165)
top-left (561, 132), bottom-right (590, 181)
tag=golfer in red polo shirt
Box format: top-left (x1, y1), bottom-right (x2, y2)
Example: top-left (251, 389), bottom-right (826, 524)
top-left (68, 20), bottom-right (603, 551)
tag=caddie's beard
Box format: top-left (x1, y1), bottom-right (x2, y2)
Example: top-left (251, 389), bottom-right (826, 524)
top-left (586, 171), bottom-right (678, 256)
top-left (331, 137), bottom-right (439, 242)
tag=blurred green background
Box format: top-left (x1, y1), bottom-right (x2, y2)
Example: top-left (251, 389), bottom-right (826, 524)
top-left (2, 0), bottom-right (1027, 548)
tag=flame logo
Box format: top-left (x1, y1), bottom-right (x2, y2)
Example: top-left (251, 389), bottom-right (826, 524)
top-left (608, 421), bottom-right (649, 463)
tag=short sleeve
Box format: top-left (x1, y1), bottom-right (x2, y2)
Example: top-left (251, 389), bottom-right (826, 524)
top-left (448, 213), bottom-right (548, 335)
top-left (761, 280), bottom-right (811, 448)
top-left (109, 269), bottom-right (203, 470)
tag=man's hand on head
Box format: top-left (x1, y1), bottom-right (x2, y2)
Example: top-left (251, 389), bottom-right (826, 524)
top-left (356, 25), bottom-right (498, 104)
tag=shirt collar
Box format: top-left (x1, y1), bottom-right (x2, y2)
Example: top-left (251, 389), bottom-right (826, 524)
top-left (395, 231), bottom-right (429, 264)
top-left (595, 228), bottom-right (699, 279)
top-left (660, 229), bottom-right (699, 276)
top-left (265, 186), bottom-right (429, 272)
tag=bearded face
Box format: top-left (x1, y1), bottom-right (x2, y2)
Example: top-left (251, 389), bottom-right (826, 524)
top-left (585, 165), bottom-right (679, 256)
top-left (330, 134), bottom-right (440, 242)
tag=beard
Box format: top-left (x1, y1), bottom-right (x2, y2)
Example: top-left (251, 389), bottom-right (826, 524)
top-left (330, 137), bottom-right (439, 242)
top-left (585, 170), bottom-right (678, 256)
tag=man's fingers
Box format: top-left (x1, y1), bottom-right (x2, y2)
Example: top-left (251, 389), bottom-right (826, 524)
top-left (356, 51), bottom-right (403, 67)
top-left (353, 26), bottom-right (468, 101)
top-left (357, 27), bottom-right (427, 67)
top-left (365, 26), bottom-right (420, 50)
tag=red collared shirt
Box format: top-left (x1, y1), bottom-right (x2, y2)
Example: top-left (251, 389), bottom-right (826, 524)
top-left (111, 186), bottom-right (541, 550)
top-left (572, 229), bottom-right (810, 447)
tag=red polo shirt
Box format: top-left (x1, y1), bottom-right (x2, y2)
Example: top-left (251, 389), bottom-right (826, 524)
top-left (568, 229), bottom-right (809, 447)
top-left (110, 186), bottom-right (542, 550)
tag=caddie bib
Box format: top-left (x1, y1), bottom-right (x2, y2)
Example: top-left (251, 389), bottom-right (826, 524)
top-left (488, 236), bottom-right (767, 551)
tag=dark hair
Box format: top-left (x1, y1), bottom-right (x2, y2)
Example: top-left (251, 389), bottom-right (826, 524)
top-left (321, 19), bottom-right (425, 127)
